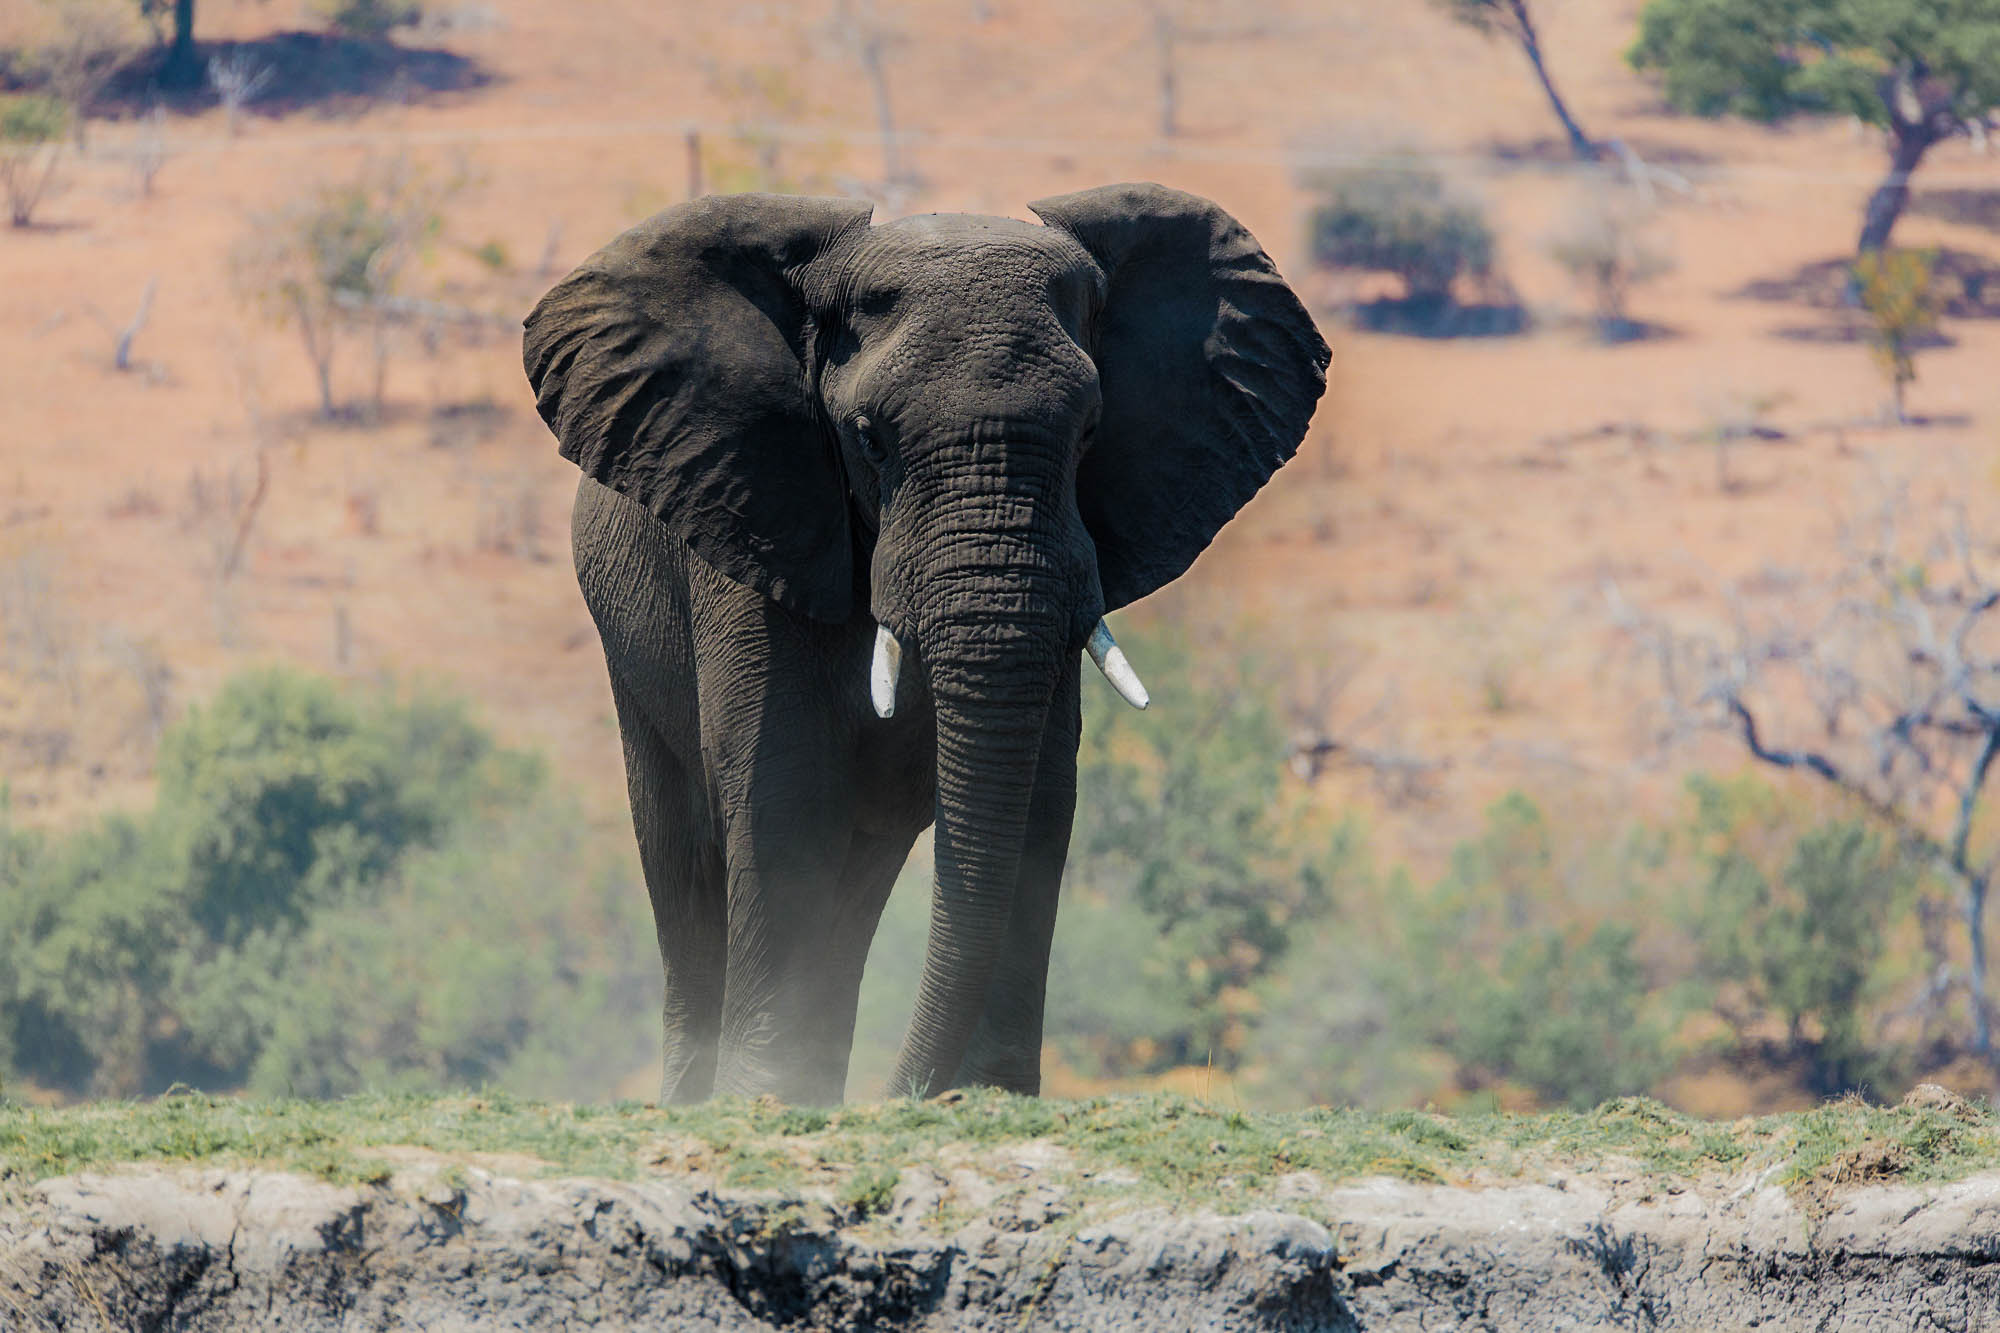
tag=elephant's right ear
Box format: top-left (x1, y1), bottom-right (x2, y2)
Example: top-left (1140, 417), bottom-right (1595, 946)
top-left (524, 193), bottom-right (873, 622)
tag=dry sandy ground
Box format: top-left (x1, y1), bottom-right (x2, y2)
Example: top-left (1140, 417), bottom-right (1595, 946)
top-left (6, 0), bottom-right (1998, 845)
top-left (6, 0), bottom-right (1997, 845)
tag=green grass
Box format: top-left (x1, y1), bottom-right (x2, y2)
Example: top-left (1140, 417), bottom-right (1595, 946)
top-left (2, 1090), bottom-right (1995, 1220)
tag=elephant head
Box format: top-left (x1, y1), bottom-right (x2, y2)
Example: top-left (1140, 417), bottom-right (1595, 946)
top-left (524, 184), bottom-right (1328, 1095)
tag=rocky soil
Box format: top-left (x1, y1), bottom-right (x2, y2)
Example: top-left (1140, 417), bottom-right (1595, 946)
top-left (5, 1158), bottom-right (2000, 1330)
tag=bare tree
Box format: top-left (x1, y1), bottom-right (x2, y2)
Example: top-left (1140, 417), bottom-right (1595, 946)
top-left (130, 103), bottom-right (168, 195)
top-left (82, 275), bottom-right (157, 371)
top-left (1143, 0), bottom-right (1272, 139)
top-left (233, 156), bottom-right (459, 419)
top-left (1544, 183), bottom-right (1674, 342)
top-left (207, 50), bottom-right (273, 136)
top-left (0, 548), bottom-right (83, 705)
top-left (0, 96), bottom-right (69, 227)
top-left (827, 0), bottom-right (911, 187)
top-left (1436, 0), bottom-right (1598, 160)
top-left (1284, 649), bottom-right (1446, 807)
top-left (1609, 480), bottom-right (2000, 1062)
top-left (30, 0), bottom-right (141, 150)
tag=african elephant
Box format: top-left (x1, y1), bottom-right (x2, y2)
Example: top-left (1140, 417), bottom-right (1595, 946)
top-left (523, 183), bottom-right (1328, 1104)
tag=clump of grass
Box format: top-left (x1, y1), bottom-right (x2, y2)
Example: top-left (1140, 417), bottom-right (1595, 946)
top-left (837, 1164), bottom-right (901, 1217)
top-left (1778, 1099), bottom-right (1981, 1191)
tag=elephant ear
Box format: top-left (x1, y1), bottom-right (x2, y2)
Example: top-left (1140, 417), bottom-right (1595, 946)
top-left (523, 193), bottom-right (873, 622)
top-left (1029, 183), bottom-right (1329, 611)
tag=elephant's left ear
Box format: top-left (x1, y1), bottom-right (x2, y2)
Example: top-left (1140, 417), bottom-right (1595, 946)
top-left (524, 194), bottom-right (874, 622)
top-left (1029, 183), bottom-right (1330, 611)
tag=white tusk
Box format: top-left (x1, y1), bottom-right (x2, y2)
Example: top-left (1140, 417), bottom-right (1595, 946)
top-left (1086, 620), bottom-right (1150, 710)
top-left (871, 623), bottom-right (902, 719)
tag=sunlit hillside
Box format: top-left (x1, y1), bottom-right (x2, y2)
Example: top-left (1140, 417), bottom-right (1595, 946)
top-left (6, 0), bottom-right (2000, 1112)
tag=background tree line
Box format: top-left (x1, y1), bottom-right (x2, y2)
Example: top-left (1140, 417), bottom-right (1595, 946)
top-left (0, 636), bottom-right (1956, 1111)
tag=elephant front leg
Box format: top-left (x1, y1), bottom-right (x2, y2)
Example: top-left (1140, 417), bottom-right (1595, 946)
top-left (955, 659), bottom-right (1081, 1095)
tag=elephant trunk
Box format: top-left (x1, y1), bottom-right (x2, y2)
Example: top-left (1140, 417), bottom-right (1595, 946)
top-left (884, 558), bottom-right (1072, 1098)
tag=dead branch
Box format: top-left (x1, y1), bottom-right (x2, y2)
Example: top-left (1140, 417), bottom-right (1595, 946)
top-left (81, 277), bottom-right (156, 372)
top-left (1607, 474), bottom-right (2000, 1060)
top-left (115, 277), bottom-right (156, 370)
top-left (217, 448), bottom-right (270, 584)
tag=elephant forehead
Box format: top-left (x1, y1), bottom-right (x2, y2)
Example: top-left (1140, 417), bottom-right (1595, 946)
top-left (850, 216), bottom-right (1100, 299)
top-left (877, 210), bottom-right (1062, 245)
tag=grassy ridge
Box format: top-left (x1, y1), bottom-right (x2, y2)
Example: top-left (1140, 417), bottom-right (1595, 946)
top-left (5, 1091), bottom-right (1998, 1217)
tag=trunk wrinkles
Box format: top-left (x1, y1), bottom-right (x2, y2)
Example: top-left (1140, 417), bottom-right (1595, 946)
top-left (886, 557), bottom-right (1071, 1098)
top-left (875, 434), bottom-right (1096, 1097)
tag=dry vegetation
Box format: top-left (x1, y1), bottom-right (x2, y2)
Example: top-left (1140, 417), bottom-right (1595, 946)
top-left (6, 0), bottom-right (2000, 1111)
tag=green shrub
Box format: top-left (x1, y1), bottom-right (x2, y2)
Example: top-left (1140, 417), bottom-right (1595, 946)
top-left (1303, 163), bottom-right (1495, 304)
top-left (1, 94), bottom-right (69, 227)
top-left (0, 669), bottom-right (652, 1101)
top-left (234, 800), bottom-right (656, 1098)
top-left (0, 93), bottom-right (68, 143)
top-left (1680, 775), bottom-right (1911, 1093)
top-left (1059, 630), bottom-right (1335, 1076)
top-left (1377, 795), bottom-right (1672, 1108)
top-left (234, 159), bottom-right (454, 419)
top-left (312, 0), bottom-right (422, 38)
top-left (154, 669), bottom-right (536, 942)
top-left (1851, 248), bottom-right (1941, 423)
top-left (1260, 794), bottom-right (1674, 1110)
top-left (0, 811), bottom-right (184, 1096)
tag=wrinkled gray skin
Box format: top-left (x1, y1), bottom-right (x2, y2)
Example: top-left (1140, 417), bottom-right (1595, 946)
top-left (525, 184), bottom-right (1328, 1103)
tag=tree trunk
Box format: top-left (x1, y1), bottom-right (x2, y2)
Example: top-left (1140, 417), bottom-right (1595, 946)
top-left (161, 0), bottom-right (201, 90)
top-left (861, 35), bottom-right (899, 183)
top-left (1971, 873), bottom-right (1992, 1058)
top-left (1858, 124), bottom-right (1935, 253)
top-left (1507, 0), bottom-right (1596, 161)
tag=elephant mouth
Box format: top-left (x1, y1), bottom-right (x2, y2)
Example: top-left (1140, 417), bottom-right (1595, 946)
top-left (867, 617), bottom-right (1145, 719)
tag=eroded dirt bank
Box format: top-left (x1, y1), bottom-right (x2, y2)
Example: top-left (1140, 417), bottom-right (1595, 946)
top-left (6, 1164), bottom-right (2000, 1330)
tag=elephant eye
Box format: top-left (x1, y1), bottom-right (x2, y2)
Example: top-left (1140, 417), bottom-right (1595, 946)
top-left (856, 416), bottom-right (888, 464)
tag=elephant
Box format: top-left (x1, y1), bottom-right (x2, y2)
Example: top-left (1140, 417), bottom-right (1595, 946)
top-left (523, 183), bottom-right (1329, 1104)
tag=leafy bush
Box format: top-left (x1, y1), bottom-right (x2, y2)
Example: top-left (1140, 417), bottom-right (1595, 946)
top-left (1303, 163), bottom-right (1495, 305)
top-left (1057, 631), bottom-right (1336, 1077)
top-left (0, 810), bottom-right (183, 1096)
top-left (1, 94), bottom-right (68, 227)
top-left (1257, 799), bottom-right (1640, 1110)
top-left (1546, 187), bottom-right (1675, 342)
top-left (1346, 794), bottom-right (1672, 1109)
top-left (233, 158), bottom-right (455, 419)
top-left (312, 0), bottom-right (422, 39)
top-left (154, 670), bottom-right (536, 941)
top-left (230, 801), bottom-right (657, 1098)
top-left (0, 669), bottom-right (654, 1101)
top-left (1680, 775), bottom-right (1911, 1093)
top-left (1851, 248), bottom-right (1941, 423)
